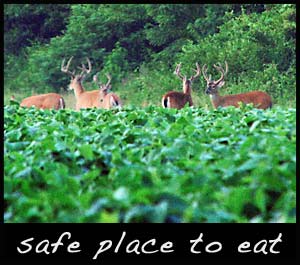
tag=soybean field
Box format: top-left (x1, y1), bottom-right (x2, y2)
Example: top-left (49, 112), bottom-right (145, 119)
top-left (4, 104), bottom-right (296, 223)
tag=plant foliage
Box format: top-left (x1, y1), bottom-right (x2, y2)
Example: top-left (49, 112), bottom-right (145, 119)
top-left (4, 105), bottom-right (296, 223)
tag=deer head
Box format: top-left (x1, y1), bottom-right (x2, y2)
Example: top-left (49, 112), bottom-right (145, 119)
top-left (93, 73), bottom-right (112, 97)
top-left (174, 62), bottom-right (201, 94)
top-left (202, 61), bottom-right (228, 95)
top-left (61, 57), bottom-right (92, 90)
top-left (93, 72), bottom-right (122, 109)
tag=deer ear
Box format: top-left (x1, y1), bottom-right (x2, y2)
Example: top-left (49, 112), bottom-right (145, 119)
top-left (216, 80), bottom-right (225, 88)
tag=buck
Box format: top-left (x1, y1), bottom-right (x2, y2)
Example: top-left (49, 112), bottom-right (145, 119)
top-left (93, 73), bottom-right (122, 109)
top-left (61, 56), bottom-right (99, 110)
top-left (20, 93), bottom-right (65, 110)
top-left (202, 61), bottom-right (272, 109)
top-left (162, 63), bottom-right (201, 109)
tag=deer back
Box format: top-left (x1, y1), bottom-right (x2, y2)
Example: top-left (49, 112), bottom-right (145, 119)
top-left (20, 93), bottom-right (65, 110)
top-left (216, 91), bottom-right (272, 109)
top-left (162, 91), bottom-right (193, 109)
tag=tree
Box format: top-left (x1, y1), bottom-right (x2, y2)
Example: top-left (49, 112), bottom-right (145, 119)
top-left (4, 4), bottom-right (70, 55)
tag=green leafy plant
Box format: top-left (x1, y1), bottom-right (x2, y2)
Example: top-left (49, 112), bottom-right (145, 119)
top-left (4, 105), bottom-right (296, 223)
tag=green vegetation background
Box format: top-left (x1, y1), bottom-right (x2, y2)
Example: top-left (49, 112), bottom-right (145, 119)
top-left (4, 4), bottom-right (296, 108)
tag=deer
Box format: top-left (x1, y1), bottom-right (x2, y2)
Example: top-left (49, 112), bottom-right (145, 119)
top-left (202, 61), bottom-right (272, 109)
top-left (61, 56), bottom-right (103, 111)
top-left (93, 73), bottom-right (122, 109)
top-left (20, 93), bottom-right (65, 110)
top-left (162, 63), bottom-right (201, 109)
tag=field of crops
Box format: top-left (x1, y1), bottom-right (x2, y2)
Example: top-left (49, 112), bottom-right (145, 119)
top-left (4, 103), bottom-right (296, 223)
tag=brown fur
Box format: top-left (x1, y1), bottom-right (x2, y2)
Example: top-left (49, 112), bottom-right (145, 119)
top-left (69, 77), bottom-right (100, 110)
top-left (162, 91), bottom-right (193, 109)
top-left (20, 93), bottom-right (65, 110)
top-left (162, 79), bottom-right (194, 109)
top-left (210, 91), bottom-right (272, 109)
top-left (74, 90), bottom-right (101, 110)
top-left (99, 92), bottom-right (122, 109)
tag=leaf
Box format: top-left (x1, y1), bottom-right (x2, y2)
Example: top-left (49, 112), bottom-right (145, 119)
top-left (249, 120), bottom-right (261, 133)
top-left (113, 187), bottom-right (129, 202)
top-left (78, 144), bottom-right (94, 160)
top-left (85, 198), bottom-right (108, 217)
top-left (254, 188), bottom-right (266, 213)
top-left (225, 187), bottom-right (252, 215)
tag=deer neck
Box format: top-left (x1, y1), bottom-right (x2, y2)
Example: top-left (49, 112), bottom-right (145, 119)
top-left (210, 92), bottom-right (222, 108)
top-left (73, 82), bottom-right (85, 98)
top-left (183, 83), bottom-right (192, 95)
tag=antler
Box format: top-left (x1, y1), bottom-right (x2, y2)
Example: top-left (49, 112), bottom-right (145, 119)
top-left (202, 64), bottom-right (210, 82)
top-left (61, 56), bottom-right (75, 77)
top-left (190, 62), bottom-right (201, 81)
top-left (77, 57), bottom-right (92, 79)
top-left (93, 73), bottom-right (101, 85)
top-left (105, 73), bottom-right (111, 87)
top-left (174, 63), bottom-right (184, 80)
top-left (94, 73), bottom-right (112, 92)
top-left (213, 61), bottom-right (228, 85)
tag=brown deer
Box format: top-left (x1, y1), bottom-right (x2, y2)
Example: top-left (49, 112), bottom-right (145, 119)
top-left (202, 61), bottom-right (272, 109)
top-left (93, 73), bottom-right (122, 109)
top-left (20, 93), bottom-right (65, 110)
top-left (162, 63), bottom-right (201, 109)
top-left (61, 56), bottom-right (102, 111)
